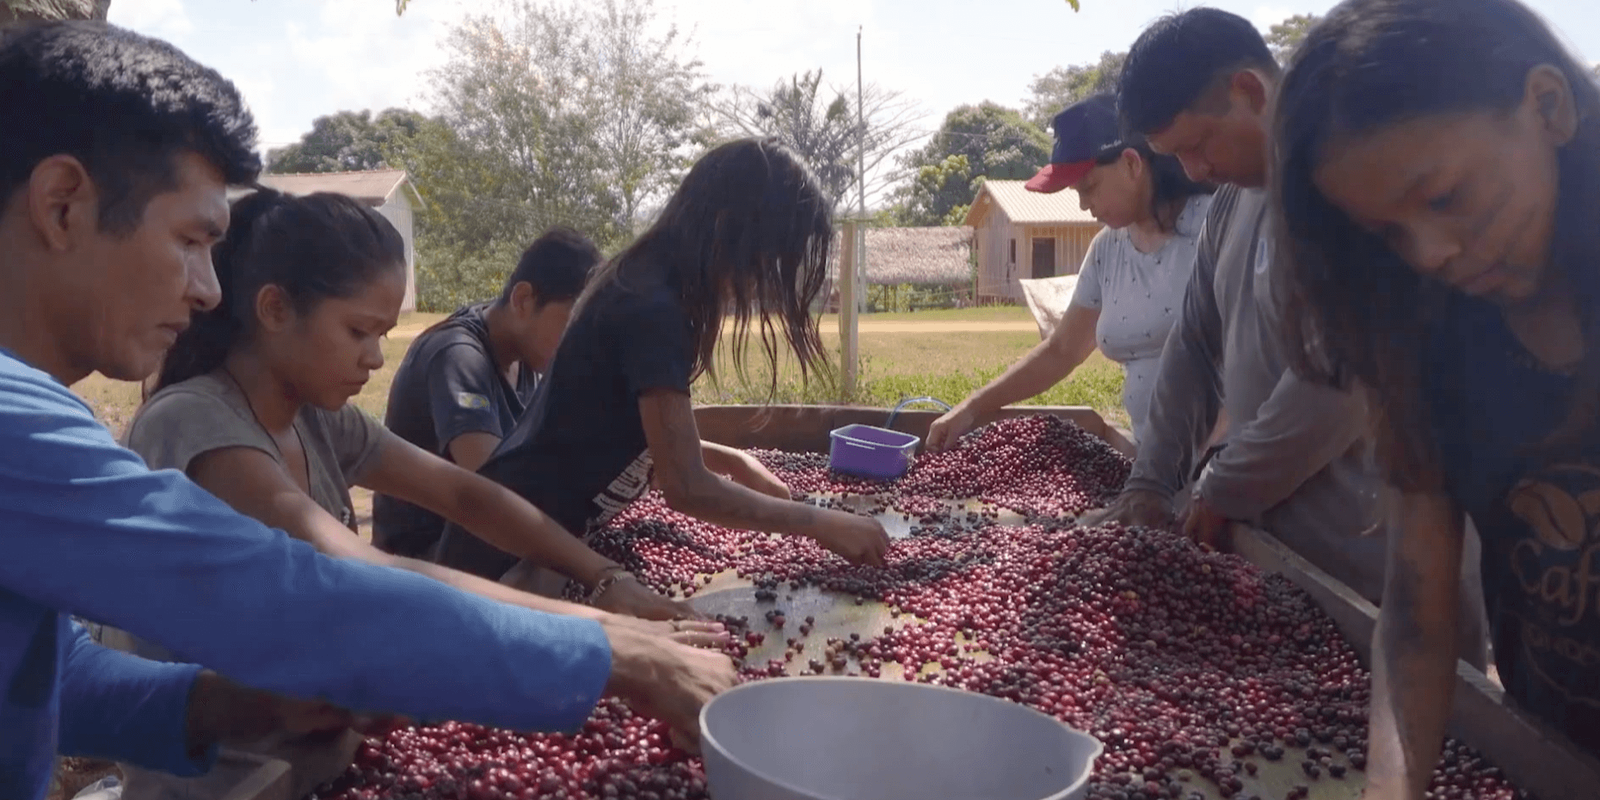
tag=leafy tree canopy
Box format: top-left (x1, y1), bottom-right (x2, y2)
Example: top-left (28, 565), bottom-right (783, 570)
top-left (891, 103), bottom-right (1049, 227)
top-left (268, 108), bottom-right (427, 174)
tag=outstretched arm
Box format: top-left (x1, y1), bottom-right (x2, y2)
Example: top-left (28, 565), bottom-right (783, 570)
top-left (185, 443), bottom-right (704, 627)
top-left (1121, 208), bottom-right (1227, 502)
top-left (1193, 369), bottom-right (1367, 521)
top-left (927, 304), bottom-right (1101, 451)
top-left (58, 621), bottom-right (213, 774)
top-left (360, 433), bottom-right (700, 622)
top-left (642, 389), bottom-right (890, 567)
top-left (1080, 191), bottom-right (1236, 529)
top-left (1, 369), bottom-right (717, 733)
top-left (1364, 491), bottom-right (1466, 800)
top-left (60, 622), bottom-right (373, 770)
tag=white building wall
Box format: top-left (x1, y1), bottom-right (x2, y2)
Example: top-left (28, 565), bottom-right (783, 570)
top-left (376, 192), bottom-right (417, 312)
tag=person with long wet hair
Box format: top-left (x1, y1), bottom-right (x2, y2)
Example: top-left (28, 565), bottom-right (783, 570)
top-left (435, 138), bottom-right (891, 589)
top-left (1270, 0), bottom-right (1600, 786)
top-left (375, 227), bottom-right (601, 561)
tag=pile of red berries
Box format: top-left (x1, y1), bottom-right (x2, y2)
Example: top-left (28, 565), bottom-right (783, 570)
top-left (762, 414), bottom-right (1128, 520)
top-left (309, 416), bottom-right (1532, 800)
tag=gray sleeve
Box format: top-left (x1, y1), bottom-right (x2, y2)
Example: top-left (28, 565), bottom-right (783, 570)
top-left (1070, 229), bottom-right (1113, 310)
top-left (1196, 355), bottom-right (1369, 521)
top-left (1121, 190), bottom-right (1232, 500)
top-left (124, 389), bottom-right (277, 476)
top-left (325, 405), bottom-right (389, 486)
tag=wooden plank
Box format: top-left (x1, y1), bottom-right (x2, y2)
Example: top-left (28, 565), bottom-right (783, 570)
top-left (1231, 524), bottom-right (1600, 800)
top-left (216, 753), bottom-right (293, 800)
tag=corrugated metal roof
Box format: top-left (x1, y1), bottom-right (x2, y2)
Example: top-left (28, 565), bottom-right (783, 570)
top-left (256, 169), bottom-right (411, 207)
top-left (964, 180), bottom-right (1097, 227)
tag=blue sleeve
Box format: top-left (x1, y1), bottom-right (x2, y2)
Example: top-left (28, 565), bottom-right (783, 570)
top-left (58, 622), bottom-right (217, 775)
top-left (0, 358), bottom-right (611, 732)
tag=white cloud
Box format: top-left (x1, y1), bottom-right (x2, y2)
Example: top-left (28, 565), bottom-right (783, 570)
top-left (1250, 4), bottom-right (1297, 31)
top-left (278, 0), bottom-right (454, 117)
top-left (107, 0), bottom-right (193, 38)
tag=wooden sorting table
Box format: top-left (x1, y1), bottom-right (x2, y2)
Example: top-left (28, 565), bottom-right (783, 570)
top-left (690, 404), bottom-right (1600, 800)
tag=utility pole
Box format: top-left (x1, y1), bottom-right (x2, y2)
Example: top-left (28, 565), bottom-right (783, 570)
top-left (855, 26), bottom-right (867, 317)
top-left (839, 220), bottom-right (858, 398)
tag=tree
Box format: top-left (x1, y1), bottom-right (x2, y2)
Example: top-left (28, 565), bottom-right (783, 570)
top-left (389, 118), bottom-right (534, 312)
top-left (716, 69), bottom-right (923, 214)
top-left (267, 108), bottom-right (426, 174)
top-left (584, 0), bottom-right (717, 228)
top-left (394, 0), bottom-right (713, 309)
top-left (1023, 50), bottom-right (1125, 129)
top-left (892, 103), bottom-right (1051, 227)
top-left (1266, 13), bottom-right (1320, 62)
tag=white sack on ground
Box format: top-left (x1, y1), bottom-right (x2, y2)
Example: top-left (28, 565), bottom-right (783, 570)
top-left (1020, 275), bottom-right (1080, 340)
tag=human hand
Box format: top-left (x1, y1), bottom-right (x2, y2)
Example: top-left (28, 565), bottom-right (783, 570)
top-left (602, 625), bottom-right (739, 751)
top-left (810, 510), bottom-right (891, 567)
top-left (595, 575), bottom-right (703, 623)
top-left (726, 453), bottom-right (792, 500)
top-left (1178, 493), bottom-right (1231, 551)
top-left (610, 614), bottom-right (732, 649)
top-left (925, 404), bottom-right (980, 452)
top-left (1077, 489), bottom-right (1175, 529)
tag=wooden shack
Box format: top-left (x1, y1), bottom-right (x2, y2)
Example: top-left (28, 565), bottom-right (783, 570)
top-left (963, 180), bottom-right (1103, 302)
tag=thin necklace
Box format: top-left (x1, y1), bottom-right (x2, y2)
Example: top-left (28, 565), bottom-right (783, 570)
top-left (221, 366), bottom-right (317, 495)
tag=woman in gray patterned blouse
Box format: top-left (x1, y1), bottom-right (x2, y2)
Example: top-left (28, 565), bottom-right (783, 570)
top-left (930, 94), bottom-right (1215, 450)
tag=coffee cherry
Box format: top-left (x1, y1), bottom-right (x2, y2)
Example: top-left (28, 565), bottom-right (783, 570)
top-left (312, 417), bottom-right (1527, 800)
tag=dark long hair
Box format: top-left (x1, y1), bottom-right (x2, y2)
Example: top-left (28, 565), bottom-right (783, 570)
top-left (156, 188), bottom-right (406, 391)
top-left (1094, 140), bottom-right (1216, 232)
top-left (1271, 0), bottom-right (1600, 490)
top-left (578, 137), bottom-right (832, 392)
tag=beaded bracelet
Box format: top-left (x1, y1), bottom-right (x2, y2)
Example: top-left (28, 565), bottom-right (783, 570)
top-left (586, 568), bottom-right (633, 605)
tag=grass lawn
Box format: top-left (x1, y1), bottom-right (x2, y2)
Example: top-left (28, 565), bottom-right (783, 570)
top-left (693, 330), bottom-right (1123, 421)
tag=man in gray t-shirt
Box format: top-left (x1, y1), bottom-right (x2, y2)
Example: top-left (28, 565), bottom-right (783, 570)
top-left (1078, 9), bottom-right (1487, 666)
top-left (375, 228), bottom-right (598, 559)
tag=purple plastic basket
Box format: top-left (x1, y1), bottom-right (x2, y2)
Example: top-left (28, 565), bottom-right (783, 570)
top-left (829, 424), bottom-right (921, 480)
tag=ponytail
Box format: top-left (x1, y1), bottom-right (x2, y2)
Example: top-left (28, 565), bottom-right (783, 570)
top-left (156, 188), bottom-right (284, 391)
top-left (154, 187), bottom-right (406, 393)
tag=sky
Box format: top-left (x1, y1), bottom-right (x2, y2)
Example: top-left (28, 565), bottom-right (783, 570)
top-left (108, 0), bottom-right (1600, 154)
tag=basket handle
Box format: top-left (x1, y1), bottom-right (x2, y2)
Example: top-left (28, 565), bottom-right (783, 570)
top-left (885, 396), bottom-right (953, 431)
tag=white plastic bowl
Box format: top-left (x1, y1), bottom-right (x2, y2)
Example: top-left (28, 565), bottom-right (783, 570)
top-left (700, 676), bottom-right (1102, 800)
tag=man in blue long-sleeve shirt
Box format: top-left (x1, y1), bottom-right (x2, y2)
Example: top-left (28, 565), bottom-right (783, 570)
top-left (0, 22), bottom-right (735, 800)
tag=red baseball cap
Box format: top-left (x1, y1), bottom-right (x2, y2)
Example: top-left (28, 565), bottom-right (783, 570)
top-left (1024, 161), bottom-right (1095, 194)
top-left (1025, 93), bottom-right (1127, 194)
